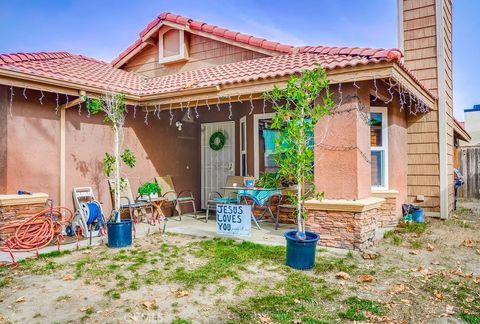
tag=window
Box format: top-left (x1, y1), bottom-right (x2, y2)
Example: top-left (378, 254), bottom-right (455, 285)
top-left (370, 107), bottom-right (388, 189)
top-left (253, 113), bottom-right (314, 178)
top-left (158, 28), bottom-right (187, 64)
top-left (254, 113), bottom-right (275, 178)
top-left (240, 116), bottom-right (247, 176)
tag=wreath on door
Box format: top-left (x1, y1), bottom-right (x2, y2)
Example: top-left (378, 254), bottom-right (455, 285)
top-left (209, 131), bottom-right (226, 151)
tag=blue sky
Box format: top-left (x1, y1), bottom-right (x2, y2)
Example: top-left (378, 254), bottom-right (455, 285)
top-left (0, 0), bottom-right (478, 120)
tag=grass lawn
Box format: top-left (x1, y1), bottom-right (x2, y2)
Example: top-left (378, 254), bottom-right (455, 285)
top-left (0, 209), bottom-right (479, 323)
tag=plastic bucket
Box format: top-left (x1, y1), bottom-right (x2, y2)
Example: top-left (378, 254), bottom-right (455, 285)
top-left (412, 208), bottom-right (425, 223)
top-left (284, 230), bottom-right (320, 270)
top-left (107, 219), bottom-right (133, 248)
top-left (244, 179), bottom-right (255, 188)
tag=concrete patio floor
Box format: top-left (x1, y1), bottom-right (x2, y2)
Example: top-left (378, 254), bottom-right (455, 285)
top-left (0, 212), bottom-right (300, 263)
top-left (166, 212), bottom-right (297, 246)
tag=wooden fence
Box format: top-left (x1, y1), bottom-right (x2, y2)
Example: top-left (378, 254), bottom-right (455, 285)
top-left (458, 145), bottom-right (480, 199)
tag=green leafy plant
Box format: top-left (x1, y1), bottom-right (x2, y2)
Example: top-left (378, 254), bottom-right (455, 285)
top-left (265, 66), bottom-right (334, 235)
top-left (86, 93), bottom-right (135, 219)
top-left (255, 172), bottom-right (281, 189)
top-left (121, 149), bottom-right (136, 168)
top-left (138, 182), bottom-right (161, 197)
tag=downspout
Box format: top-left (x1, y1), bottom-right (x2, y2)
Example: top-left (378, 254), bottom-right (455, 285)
top-left (435, 0), bottom-right (449, 219)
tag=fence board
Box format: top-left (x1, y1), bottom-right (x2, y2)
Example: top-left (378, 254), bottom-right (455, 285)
top-left (459, 145), bottom-right (480, 199)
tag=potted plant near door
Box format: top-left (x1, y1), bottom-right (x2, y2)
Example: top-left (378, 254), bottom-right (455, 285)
top-left (137, 181), bottom-right (161, 201)
top-left (265, 66), bottom-right (334, 269)
top-left (86, 93), bottom-right (136, 248)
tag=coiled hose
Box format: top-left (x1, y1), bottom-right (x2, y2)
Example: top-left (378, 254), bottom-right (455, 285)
top-left (0, 206), bottom-right (73, 252)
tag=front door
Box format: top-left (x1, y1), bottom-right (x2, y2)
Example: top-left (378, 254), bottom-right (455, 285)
top-left (201, 121), bottom-right (235, 209)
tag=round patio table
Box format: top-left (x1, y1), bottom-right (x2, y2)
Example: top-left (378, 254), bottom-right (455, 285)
top-left (221, 186), bottom-right (282, 230)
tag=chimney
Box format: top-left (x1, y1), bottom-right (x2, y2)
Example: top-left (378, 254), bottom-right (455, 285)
top-left (398, 0), bottom-right (454, 218)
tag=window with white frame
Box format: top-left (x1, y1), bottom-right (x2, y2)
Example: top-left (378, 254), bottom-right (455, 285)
top-left (158, 28), bottom-right (187, 64)
top-left (370, 107), bottom-right (388, 189)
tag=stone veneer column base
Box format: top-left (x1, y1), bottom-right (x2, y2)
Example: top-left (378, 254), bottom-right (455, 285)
top-left (304, 197), bottom-right (397, 251)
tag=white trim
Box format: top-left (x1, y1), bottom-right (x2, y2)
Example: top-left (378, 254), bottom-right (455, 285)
top-left (253, 112), bottom-right (275, 178)
top-left (397, 0), bottom-right (405, 55)
top-left (370, 106), bottom-right (389, 190)
top-left (435, 0), bottom-right (449, 219)
top-left (239, 116), bottom-right (247, 176)
top-left (158, 28), bottom-right (187, 64)
top-left (200, 121), bottom-right (235, 209)
top-left (60, 107), bottom-right (66, 207)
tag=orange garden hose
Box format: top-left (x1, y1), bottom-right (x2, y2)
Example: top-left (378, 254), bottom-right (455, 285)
top-left (0, 206), bottom-right (73, 252)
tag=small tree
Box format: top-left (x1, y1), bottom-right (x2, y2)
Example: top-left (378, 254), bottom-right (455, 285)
top-left (86, 93), bottom-right (136, 221)
top-left (265, 66), bottom-right (334, 238)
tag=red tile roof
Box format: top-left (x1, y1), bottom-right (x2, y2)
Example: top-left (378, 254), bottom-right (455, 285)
top-left (0, 14), bottom-right (433, 101)
top-left (0, 49), bottom-right (409, 97)
top-left (298, 46), bottom-right (402, 62)
top-left (111, 12), bottom-right (294, 67)
top-left (142, 52), bottom-right (398, 95)
top-left (0, 52), bottom-right (145, 95)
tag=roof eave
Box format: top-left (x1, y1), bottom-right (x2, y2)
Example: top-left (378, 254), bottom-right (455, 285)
top-left (453, 118), bottom-right (472, 142)
top-left (0, 68), bottom-right (142, 103)
top-left (141, 61), bottom-right (436, 109)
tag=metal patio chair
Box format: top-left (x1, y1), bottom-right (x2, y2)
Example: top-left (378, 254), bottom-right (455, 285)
top-left (204, 175), bottom-right (247, 222)
top-left (108, 179), bottom-right (154, 223)
top-left (155, 176), bottom-right (197, 220)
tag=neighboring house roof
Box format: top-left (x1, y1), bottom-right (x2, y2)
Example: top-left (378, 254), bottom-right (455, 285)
top-left (453, 117), bottom-right (471, 142)
top-left (464, 104), bottom-right (480, 113)
top-left (112, 12), bottom-right (294, 67)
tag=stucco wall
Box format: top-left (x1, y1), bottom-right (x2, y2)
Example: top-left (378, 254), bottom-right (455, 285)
top-left (1, 91), bottom-right (276, 215)
top-left (5, 89), bottom-right (60, 202)
top-left (2, 87), bottom-right (408, 222)
top-left (314, 82), bottom-right (372, 200)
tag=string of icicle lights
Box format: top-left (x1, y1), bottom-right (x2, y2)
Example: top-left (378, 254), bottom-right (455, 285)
top-left (5, 75), bottom-right (430, 124)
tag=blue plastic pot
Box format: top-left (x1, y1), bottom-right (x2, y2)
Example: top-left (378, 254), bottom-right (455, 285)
top-left (412, 208), bottom-right (425, 223)
top-left (107, 219), bottom-right (132, 248)
top-left (284, 230), bottom-right (320, 270)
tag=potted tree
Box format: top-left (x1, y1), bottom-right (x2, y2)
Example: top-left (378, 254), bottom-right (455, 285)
top-left (266, 66), bottom-right (334, 269)
top-left (86, 93), bottom-right (136, 248)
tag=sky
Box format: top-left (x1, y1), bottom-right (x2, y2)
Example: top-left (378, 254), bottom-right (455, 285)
top-left (0, 0), bottom-right (478, 120)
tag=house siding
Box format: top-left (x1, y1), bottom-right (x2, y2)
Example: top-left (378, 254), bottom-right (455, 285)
top-left (401, 0), bottom-right (453, 215)
top-left (124, 31), bottom-right (268, 78)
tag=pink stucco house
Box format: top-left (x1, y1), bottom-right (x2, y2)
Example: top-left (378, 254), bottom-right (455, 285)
top-left (0, 1), bottom-right (470, 249)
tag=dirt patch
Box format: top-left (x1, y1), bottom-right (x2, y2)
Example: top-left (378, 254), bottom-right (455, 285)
top-left (0, 207), bottom-right (479, 323)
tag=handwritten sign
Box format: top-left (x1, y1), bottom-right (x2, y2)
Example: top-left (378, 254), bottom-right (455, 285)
top-left (216, 204), bottom-right (251, 237)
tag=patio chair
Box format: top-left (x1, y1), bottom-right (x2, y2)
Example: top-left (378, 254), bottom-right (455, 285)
top-left (108, 179), bottom-right (154, 223)
top-left (155, 176), bottom-right (197, 220)
top-left (204, 175), bottom-right (246, 222)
